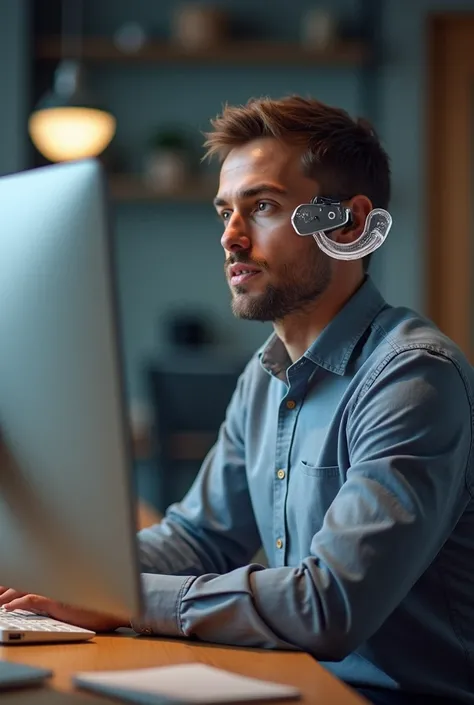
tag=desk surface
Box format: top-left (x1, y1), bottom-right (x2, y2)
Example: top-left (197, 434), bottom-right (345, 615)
top-left (0, 632), bottom-right (368, 704)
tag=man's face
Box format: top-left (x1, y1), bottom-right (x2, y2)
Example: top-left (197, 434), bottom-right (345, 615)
top-left (214, 137), bottom-right (332, 322)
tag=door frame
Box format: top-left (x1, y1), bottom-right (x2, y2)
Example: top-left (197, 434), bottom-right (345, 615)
top-left (427, 14), bottom-right (474, 359)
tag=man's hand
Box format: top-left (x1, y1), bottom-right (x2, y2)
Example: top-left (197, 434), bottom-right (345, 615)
top-left (0, 586), bottom-right (127, 632)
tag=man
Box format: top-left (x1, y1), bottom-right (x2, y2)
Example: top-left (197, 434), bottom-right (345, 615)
top-left (1, 96), bottom-right (474, 704)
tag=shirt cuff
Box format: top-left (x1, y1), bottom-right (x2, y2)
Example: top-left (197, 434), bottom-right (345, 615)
top-left (130, 573), bottom-right (195, 636)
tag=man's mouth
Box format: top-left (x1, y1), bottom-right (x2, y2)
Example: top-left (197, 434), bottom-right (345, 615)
top-left (230, 269), bottom-right (262, 286)
top-left (228, 263), bottom-right (262, 287)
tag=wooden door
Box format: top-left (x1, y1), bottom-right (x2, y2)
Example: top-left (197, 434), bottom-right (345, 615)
top-left (427, 14), bottom-right (474, 359)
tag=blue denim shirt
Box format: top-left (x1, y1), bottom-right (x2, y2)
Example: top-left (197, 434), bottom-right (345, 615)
top-left (136, 277), bottom-right (474, 702)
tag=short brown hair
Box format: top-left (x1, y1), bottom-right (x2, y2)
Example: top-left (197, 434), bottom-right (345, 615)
top-left (203, 95), bottom-right (391, 210)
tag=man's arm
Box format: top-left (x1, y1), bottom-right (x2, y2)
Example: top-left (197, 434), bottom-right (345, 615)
top-left (136, 369), bottom-right (263, 578)
top-left (131, 349), bottom-right (473, 658)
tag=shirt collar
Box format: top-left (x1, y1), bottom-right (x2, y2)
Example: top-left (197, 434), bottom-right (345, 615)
top-left (259, 276), bottom-right (387, 377)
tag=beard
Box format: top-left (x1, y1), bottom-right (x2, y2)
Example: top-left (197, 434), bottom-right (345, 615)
top-left (228, 245), bottom-right (332, 322)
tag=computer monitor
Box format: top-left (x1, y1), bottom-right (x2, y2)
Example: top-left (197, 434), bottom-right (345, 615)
top-left (0, 160), bottom-right (142, 622)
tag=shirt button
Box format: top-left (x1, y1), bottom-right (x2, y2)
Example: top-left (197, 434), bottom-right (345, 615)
top-left (277, 469), bottom-right (285, 480)
top-left (276, 538), bottom-right (283, 549)
top-left (286, 400), bottom-right (296, 409)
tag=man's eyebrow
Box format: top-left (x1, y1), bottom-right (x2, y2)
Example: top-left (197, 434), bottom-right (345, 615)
top-left (213, 184), bottom-right (288, 207)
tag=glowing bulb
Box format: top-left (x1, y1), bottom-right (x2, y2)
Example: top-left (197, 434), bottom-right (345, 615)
top-left (29, 106), bottom-right (116, 162)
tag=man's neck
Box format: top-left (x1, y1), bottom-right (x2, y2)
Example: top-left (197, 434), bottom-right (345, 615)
top-left (273, 271), bottom-right (365, 363)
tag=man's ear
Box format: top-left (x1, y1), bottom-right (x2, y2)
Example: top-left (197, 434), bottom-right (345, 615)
top-left (334, 195), bottom-right (373, 243)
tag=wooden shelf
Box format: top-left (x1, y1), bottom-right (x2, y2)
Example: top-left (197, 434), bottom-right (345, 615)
top-left (108, 174), bottom-right (217, 203)
top-left (36, 36), bottom-right (370, 66)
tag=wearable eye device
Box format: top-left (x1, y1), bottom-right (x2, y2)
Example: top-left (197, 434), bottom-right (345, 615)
top-left (291, 196), bottom-right (392, 260)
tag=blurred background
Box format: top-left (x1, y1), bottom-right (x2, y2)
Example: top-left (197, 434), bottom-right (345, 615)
top-left (1, 0), bottom-right (473, 518)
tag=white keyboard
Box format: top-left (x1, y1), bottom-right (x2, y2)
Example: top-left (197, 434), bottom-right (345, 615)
top-left (0, 606), bottom-right (94, 640)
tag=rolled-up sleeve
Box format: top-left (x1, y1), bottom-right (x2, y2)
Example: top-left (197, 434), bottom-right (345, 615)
top-left (134, 350), bottom-right (473, 658)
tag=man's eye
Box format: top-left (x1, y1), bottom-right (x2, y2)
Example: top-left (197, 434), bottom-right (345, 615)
top-left (256, 202), bottom-right (273, 213)
top-left (221, 211), bottom-right (231, 221)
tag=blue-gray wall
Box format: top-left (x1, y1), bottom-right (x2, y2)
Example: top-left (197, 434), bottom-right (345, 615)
top-left (2, 0), bottom-right (474, 406)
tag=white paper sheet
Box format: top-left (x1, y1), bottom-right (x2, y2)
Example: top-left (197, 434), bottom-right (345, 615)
top-left (74, 663), bottom-right (301, 703)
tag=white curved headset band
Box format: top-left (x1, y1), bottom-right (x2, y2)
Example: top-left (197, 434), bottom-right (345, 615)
top-left (291, 196), bottom-right (392, 261)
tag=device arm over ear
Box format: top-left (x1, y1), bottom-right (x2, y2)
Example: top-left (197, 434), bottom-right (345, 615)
top-left (291, 197), bottom-right (392, 261)
top-left (313, 208), bottom-right (392, 261)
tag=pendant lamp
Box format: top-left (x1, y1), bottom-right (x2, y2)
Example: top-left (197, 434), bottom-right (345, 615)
top-left (29, 0), bottom-right (116, 162)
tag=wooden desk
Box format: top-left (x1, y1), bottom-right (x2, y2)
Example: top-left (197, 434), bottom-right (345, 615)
top-left (0, 631), bottom-right (368, 704)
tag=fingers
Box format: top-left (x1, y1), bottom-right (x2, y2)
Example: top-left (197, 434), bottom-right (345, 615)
top-left (0, 588), bottom-right (27, 606)
top-left (2, 594), bottom-right (51, 614)
top-left (1, 593), bottom-right (124, 631)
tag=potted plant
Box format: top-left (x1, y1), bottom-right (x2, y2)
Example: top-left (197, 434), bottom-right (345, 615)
top-left (144, 127), bottom-right (192, 192)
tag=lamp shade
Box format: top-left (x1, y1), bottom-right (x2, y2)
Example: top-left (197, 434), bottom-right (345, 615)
top-left (29, 60), bottom-right (116, 162)
top-left (29, 106), bottom-right (116, 162)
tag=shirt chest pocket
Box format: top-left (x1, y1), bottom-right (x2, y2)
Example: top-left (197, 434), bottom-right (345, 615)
top-left (299, 461), bottom-right (340, 479)
top-left (287, 462), bottom-right (343, 548)
top-left (297, 461), bottom-right (342, 518)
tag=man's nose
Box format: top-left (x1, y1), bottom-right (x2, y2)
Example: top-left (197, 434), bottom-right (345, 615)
top-left (220, 212), bottom-right (251, 253)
